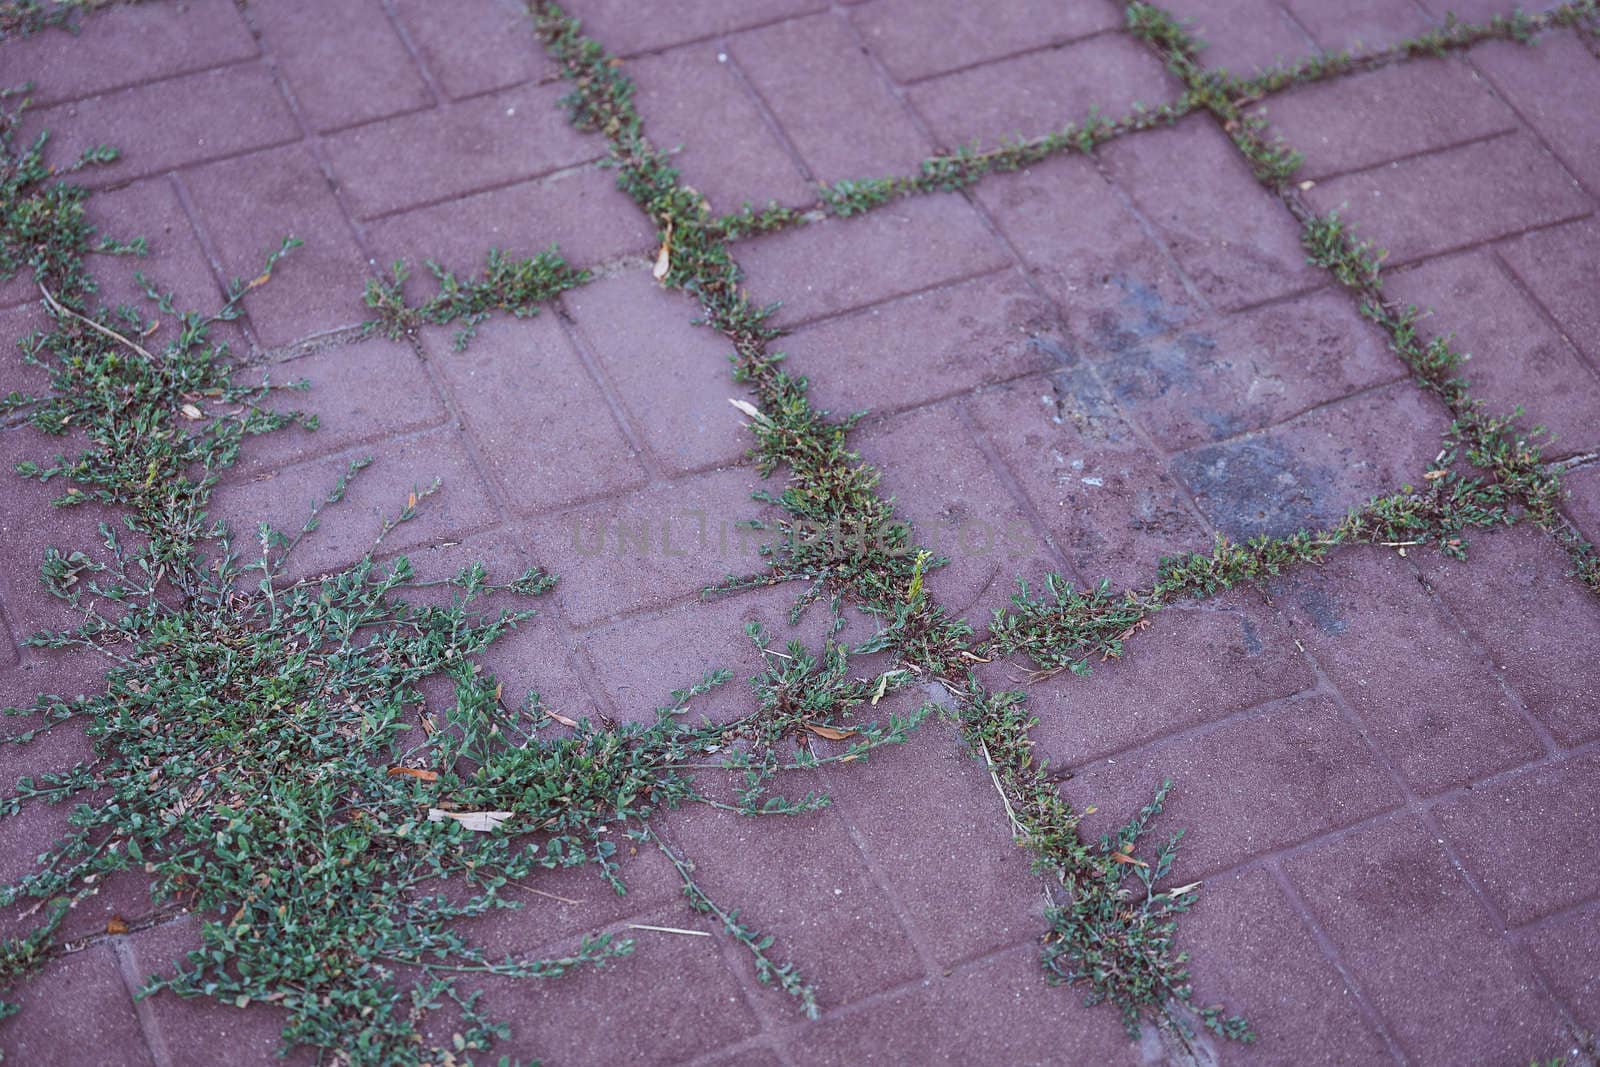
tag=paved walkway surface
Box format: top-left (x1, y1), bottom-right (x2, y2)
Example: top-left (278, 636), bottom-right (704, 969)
top-left (2, 1), bottom-right (1599, 1065)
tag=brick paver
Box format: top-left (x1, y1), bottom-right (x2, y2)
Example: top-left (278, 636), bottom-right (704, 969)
top-left (2, 0), bottom-right (1598, 1064)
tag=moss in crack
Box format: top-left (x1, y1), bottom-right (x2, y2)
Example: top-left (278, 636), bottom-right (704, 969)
top-left (362, 245), bottom-right (590, 351)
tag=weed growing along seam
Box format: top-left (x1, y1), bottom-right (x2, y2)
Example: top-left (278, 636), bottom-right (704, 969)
top-left (0, 91), bottom-right (921, 1063)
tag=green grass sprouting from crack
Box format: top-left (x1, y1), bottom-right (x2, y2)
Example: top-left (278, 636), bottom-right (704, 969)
top-left (0, 90), bottom-right (922, 1061)
top-left (0, 0), bottom-right (145, 40)
top-left (1125, 0), bottom-right (1600, 595)
top-left (362, 245), bottom-right (591, 351)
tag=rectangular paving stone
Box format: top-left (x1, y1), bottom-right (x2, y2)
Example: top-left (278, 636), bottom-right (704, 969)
top-left (563, 0), bottom-right (827, 54)
top-left (1274, 547), bottom-right (1546, 794)
top-left (0, 943), bottom-right (156, 1067)
top-left (1283, 0), bottom-right (1437, 53)
top-left (1416, 0), bottom-right (1567, 17)
top-left (786, 943), bottom-right (1137, 1064)
top-left (852, 401), bottom-right (1040, 614)
top-left (909, 34), bottom-right (1179, 150)
top-left (1023, 591), bottom-right (1315, 766)
top-left (1304, 131), bottom-right (1592, 265)
top-left (627, 44), bottom-right (816, 213)
top-left (208, 428), bottom-right (498, 582)
top-left (1257, 56), bottom-right (1517, 179)
top-left (1170, 381), bottom-right (1451, 540)
top-left (520, 465), bottom-right (766, 629)
top-left (1420, 526), bottom-right (1600, 745)
top-left (84, 177), bottom-right (226, 322)
top-left (1523, 902), bottom-right (1600, 1034)
top-left (23, 64), bottom-right (301, 188)
top-left (0, 0), bottom-right (257, 106)
top-left (1385, 249), bottom-right (1600, 456)
top-left (1094, 286), bottom-right (1404, 452)
top-left (389, 0), bottom-right (551, 100)
top-left (1070, 693), bottom-right (1401, 875)
top-left (816, 733), bottom-right (1050, 969)
top-left (1472, 34), bottom-right (1600, 198)
top-left (1162, 0), bottom-right (1315, 74)
top-left (565, 268), bottom-right (750, 475)
top-left (972, 153), bottom-right (1197, 329)
top-left (250, 0), bottom-right (434, 133)
top-left (365, 167), bottom-right (654, 288)
top-left (1565, 462), bottom-right (1600, 545)
top-left (1283, 813), bottom-right (1571, 1067)
top-left (233, 335), bottom-right (448, 474)
top-left (1174, 865), bottom-right (1397, 1066)
top-left (183, 144), bottom-right (372, 347)
top-left (322, 83), bottom-right (601, 218)
top-left (1497, 217), bottom-right (1600, 371)
top-left (969, 373), bottom-right (1215, 589)
top-left (1102, 116), bottom-right (1325, 311)
top-left (422, 314), bottom-right (646, 516)
top-left (729, 13), bottom-right (933, 182)
top-left (666, 790), bottom-right (924, 1010)
top-left (735, 193), bottom-right (1010, 325)
top-left (778, 268), bottom-right (1051, 419)
top-left (851, 0), bottom-right (1122, 83)
top-left (1435, 751), bottom-right (1600, 926)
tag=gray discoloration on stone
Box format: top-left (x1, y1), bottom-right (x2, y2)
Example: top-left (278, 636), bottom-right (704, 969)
top-left (1171, 436), bottom-right (1335, 539)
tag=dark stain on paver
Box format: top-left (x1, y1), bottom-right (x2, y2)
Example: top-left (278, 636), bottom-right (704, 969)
top-left (1239, 616), bottom-right (1265, 654)
top-left (1172, 436), bottom-right (1336, 540)
top-left (1296, 586), bottom-right (1348, 636)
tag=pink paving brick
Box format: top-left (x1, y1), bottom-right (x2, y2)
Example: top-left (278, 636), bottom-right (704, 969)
top-left (968, 374), bottom-right (1216, 588)
top-left (0, 0), bottom-right (256, 107)
top-left (736, 193), bottom-right (1010, 325)
top-left (388, 0), bottom-right (552, 101)
top-left (1069, 692), bottom-right (1403, 876)
top-left (627, 44), bottom-right (816, 213)
top-left (249, 0), bottom-right (434, 133)
top-left (1092, 286), bottom-right (1405, 452)
top-left (908, 33), bottom-right (1181, 150)
top-left (564, 268), bottom-right (750, 475)
top-left (1566, 463), bottom-right (1600, 544)
top-left (972, 152), bottom-right (1198, 330)
top-left (1021, 589), bottom-right (1315, 764)
top-left (778, 269), bottom-right (1051, 420)
top-left (364, 168), bottom-right (655, 286)
top-left (1472, 34), bottom-right (1600, 196)
top-left (83, 177), bottom-right (225, 322)
top-left (1496, 216), bottom-right (1600, 372)
top-left (0, 944), bottom-right (154, 1067)
top-left (1434, 750), bottom-right (1600, 926)
top-left (563, 0), bottom-right (827, 55)
top-left (1523, 902), bottom-right (1600, 1034)
top-left (1274, 546), bottom-right (1547, 794)
top-left (1257, 55), bottom-right (1517, 179)
top-left (182, 144), bottom-right (372, 348)
top-left (22, 65), bottom-right (301, 188)
top-left (1163, 0), bottom-right (1316, 74)
top-left (1304, 131), bottom-right (1593, 265)
top-left (421, 314), bottom-right (647, 515)
top-left (1421, 526), bottom-right (1600, 745)
top-left (1102, 115), bottom-right (1326, 310)
top-left (1386, 248), bottom-right (1600, 456)
top-left (728, 13), bottom-right (934, 182)
top-left (851, 0), bottom-right (1122, 84)
top-left (1283, 0), bottom-right (1438, 53)
top-left (322, 83), bottom-right (601, 218)
top-left (1283, 814), bottom-right (1571, 1066)
top-left (1169, 382), bottom-right (1451, 539)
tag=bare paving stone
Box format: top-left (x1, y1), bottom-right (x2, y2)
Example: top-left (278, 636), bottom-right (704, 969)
top-left (1283, 0), bottom-right (1438, 54)
top-left (183, 144), bottom-right (372, 347)
top-left (909, 34), bottom-right (1179, 149)
top-left (1272, 547), bottom-right (1548, 794)
top-left (1523, 902), bottom-right (1600, 1034)
top-left (627, 44), bottom-right (816, 213)
top-left (1256, 56), bottom-right (1517, 179)
top-left (1386, 248), bottom-right (1600, 456)
top-left (1304, 131), bottom-right (1593, 265)
top-left (728, 13), bottom-right (934, 182)
top-left (1471, 33), bottom-right (1600, 197)
top-left (22, 65), bottom-right (301, 187)
top-left (1421, 526), bottom-right (1600, 745)
top-left (389, 0), bottom-right (553, 100)
top-left (0, 944), bottom-right (154, 1067)
top-left (1496, 216), bottom-right (1600, 371)
top-left (1161, 0), bottom-right (1315, 74)
top-left (1566, 463), bottom-right (1600, 543)
top-left (564, 0), bottom-right (827, 55)
top-left (1102, 115), bottom-right (1325, 310)
top-left (250, 0), bottom-right (434, 134)
top-left (1283, 814), bottom-right (1571, 1067)
top-left (850, 0), bottom-right (1122, 83)
top-left (736, 194), bottom-right (1010, 325)
top-left (1170, 382), bottom-right (1451, 540)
